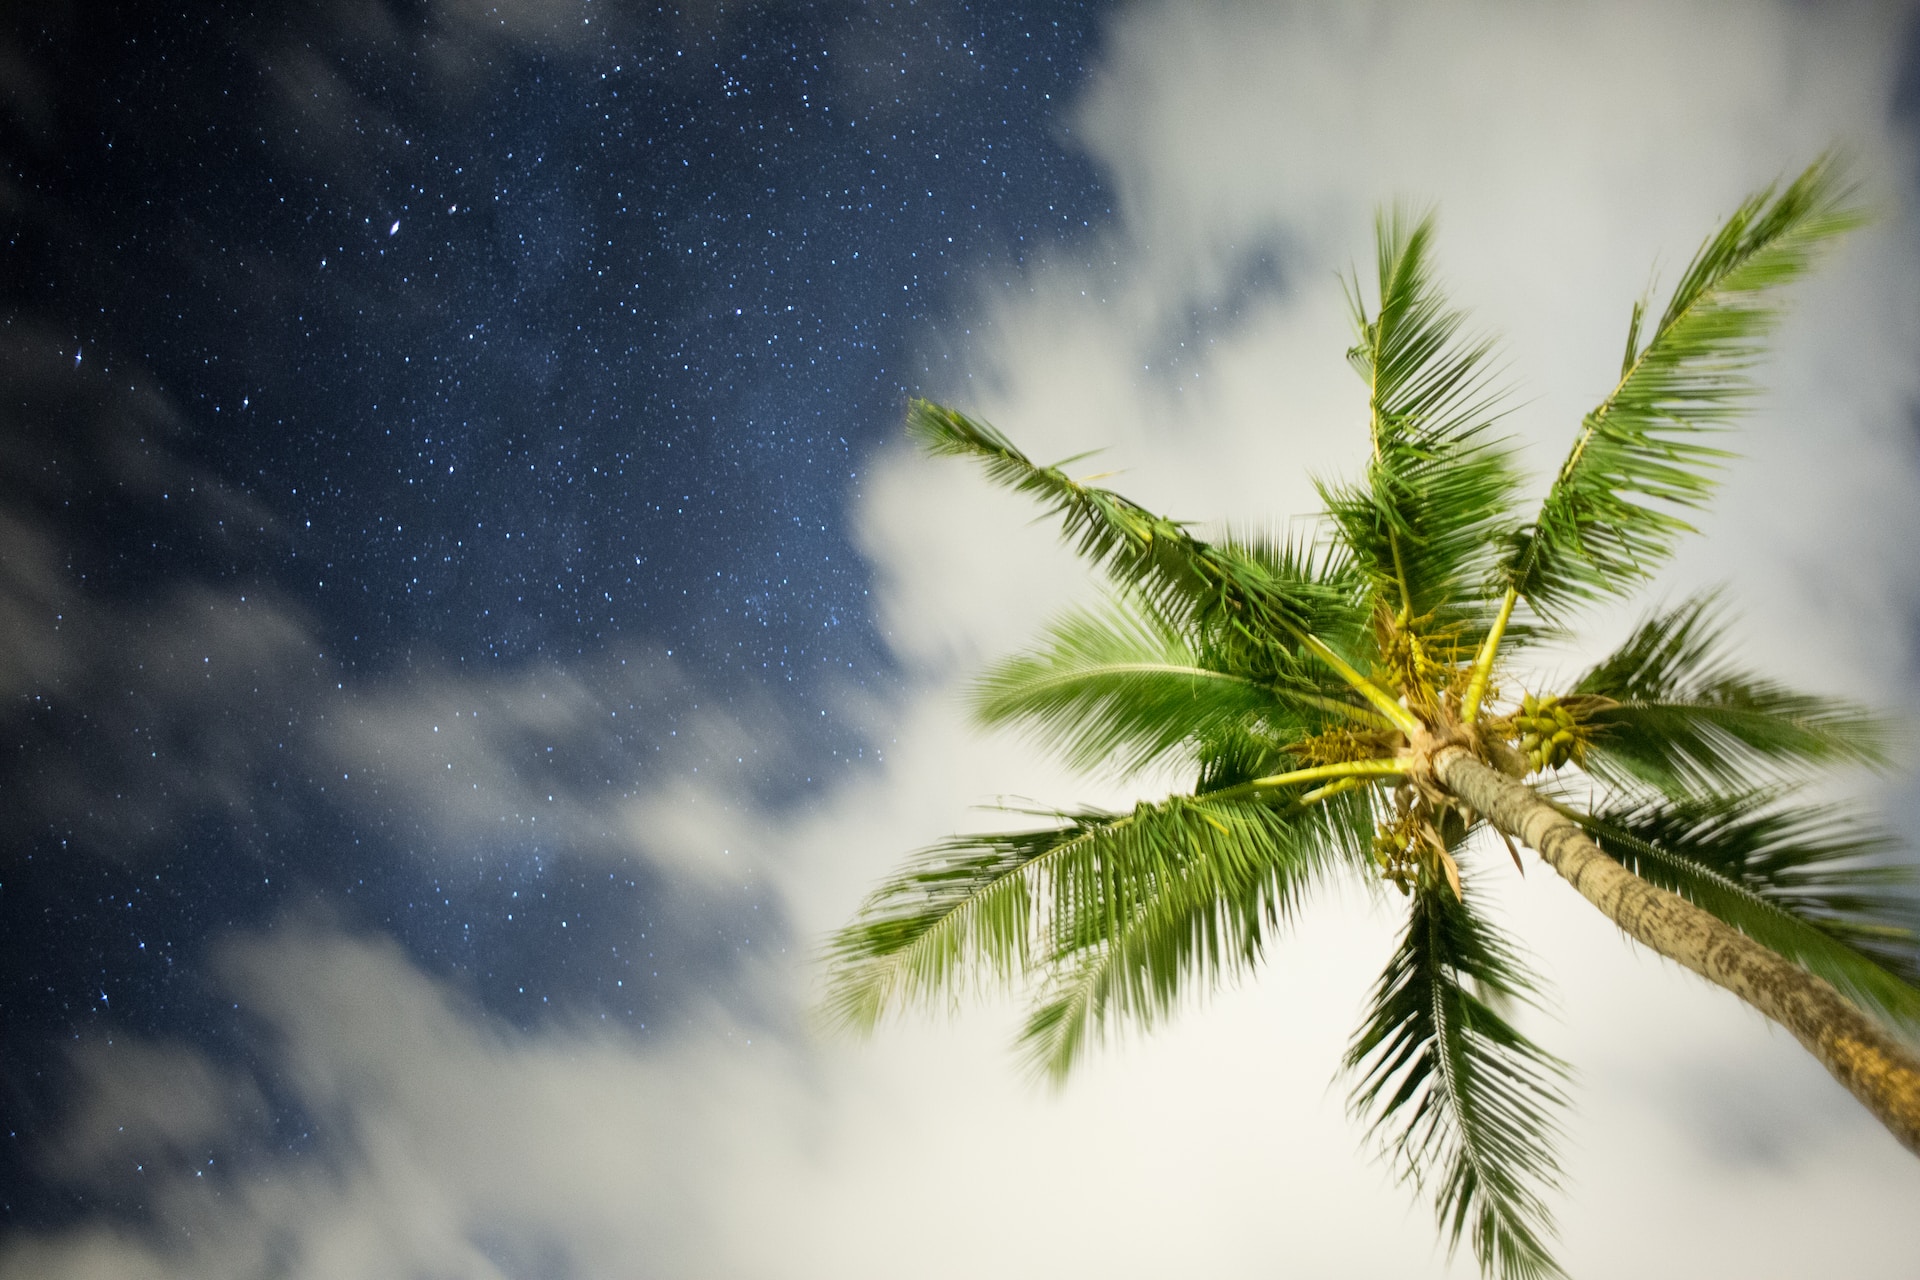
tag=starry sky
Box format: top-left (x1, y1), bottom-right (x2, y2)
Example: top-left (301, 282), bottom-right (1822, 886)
top-left (4, 0), bottom-right (1109, 1187)
top-left (6, 2), bottom-right (1920, 1277)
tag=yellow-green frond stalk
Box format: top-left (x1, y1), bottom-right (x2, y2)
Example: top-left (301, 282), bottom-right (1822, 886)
top-left (1461, 587), bottom-right (1519, 724)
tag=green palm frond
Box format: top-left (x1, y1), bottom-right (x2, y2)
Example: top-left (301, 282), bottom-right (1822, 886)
top-left (975, 593), bottom-right (1387, 779)
top-left (1574, 790), bottom-right (1920, 1031)
top-left (1573, 594), bottom-right (1892, 793)
top-left (1208, 528), bottom-right (1376, 667)
top-left (1503, 156), bottom-right (1864, 617)
top-left (823, 790), bottom-right (1355, 1036)
top-left (907, 401), bottom-right (1393, 706)
top-left (1018, 786), bottom-right (1376, 1080)
top-left (824, 824), bottom-right (1055, 1032)
top-left (1346, 881), bottom-right (1568, 1280)
top-left (1322, 208), bottom-right (1523, 629)
top-left (1194, 720), bottom-right (1305, 793)
top-left (908, 399), bottom-right (1197, 595)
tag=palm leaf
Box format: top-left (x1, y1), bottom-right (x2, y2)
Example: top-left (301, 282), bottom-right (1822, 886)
top-left (823, 791), bottom-right (1352, 1036)
top-left (1194, 719), bottom-right (1305, 794)
top-left (1017, 786), bottom-right (1376, 1079)
top-left (1574, 790), bottom-right (1920, 1032)
top-left (975, 593), bottom-right (1387, 779)
top-left (1322, 208), bottom-right (1523, 630)
top-left (823, 823), bottom-right (1056, 1032)
top-left (1504, 156), bottom-right (1863, 616)
top-left (1207, 528), bottom-right (1377, 669)
top-left (1346, 881), bottom-right (1568, 1280)
top-left (908, 400), bottom-right (1377, 670)
top-left (1574, 594), bottom-right (1892, 793)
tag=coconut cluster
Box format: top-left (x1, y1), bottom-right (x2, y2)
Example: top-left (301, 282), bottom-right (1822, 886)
top-left (1510, 693), bottom-right (1586, 772)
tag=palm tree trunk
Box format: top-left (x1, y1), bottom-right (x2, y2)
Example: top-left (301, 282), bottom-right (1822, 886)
top-left (1433, 745), bottom-right (1920, 1157)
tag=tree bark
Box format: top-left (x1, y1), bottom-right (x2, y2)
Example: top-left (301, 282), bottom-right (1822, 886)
top-left (1433, 745), bottom-right (1920, 1158)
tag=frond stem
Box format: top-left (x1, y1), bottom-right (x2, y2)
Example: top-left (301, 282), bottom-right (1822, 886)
top-left (1296, 689), bottom-right (1400, 730)
top-left (1389, 528), bottom-right (1415, 627)
top-left (1460, 587), bottom-right (1517, 724)
top-left (1366, 266), bottom-right (1417, 627)
top-left (1300, 633), bottom-right (1422, 734)
top-left (1207, 758), bottom-right (1406, 805)
top-left (1298, 775), bottom-right (1377, 805)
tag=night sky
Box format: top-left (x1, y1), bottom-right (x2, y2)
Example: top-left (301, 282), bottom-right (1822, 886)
top-left (5, 0), bottom-right (1110, 1221)
top-left (7, 3), bottom-right (1920, 1277)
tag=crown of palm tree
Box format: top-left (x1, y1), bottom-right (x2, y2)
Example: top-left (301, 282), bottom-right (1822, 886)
top-left (824, 156), bottom-right (1920, 1280)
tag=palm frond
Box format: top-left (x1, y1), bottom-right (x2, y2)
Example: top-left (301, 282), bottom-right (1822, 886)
top-left (1017, 786), bottom-right (1376, 1079)
top-left (1322, 208), bottom-right (1523, 629)
top-left (975, 593), bottom-right (1385, 779)
top-left (1346, 881), bottom-right (1568, 1280)
top-left (1574, 790), bottom-right (1920, 1032)
top-left (823, 792), bottom-right (1327, 1033)
top-left (908, 400), bottom-right (1376, 668)
top-left (1574, 594), bottom-right (1892, 793)
top-left (823, 823), bottom-right (1055, 1033)
top-left (1210, 528), bottom-right (1376, 665)
top-left (1504, 156), bottom-right (1864, 616)
top-left (1195, 719), bottom-right (1304, 794)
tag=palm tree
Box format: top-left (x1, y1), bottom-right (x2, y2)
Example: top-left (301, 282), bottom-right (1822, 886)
top-left (824, 157), bottom-right (1920, 1280)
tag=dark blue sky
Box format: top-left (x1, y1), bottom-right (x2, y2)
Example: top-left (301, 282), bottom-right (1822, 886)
top-left (0, 0), bottom-right (1117, 1225)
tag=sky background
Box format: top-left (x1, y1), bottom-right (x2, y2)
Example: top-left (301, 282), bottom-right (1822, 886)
top-left (5, 1), bottom-right (1920, 1276)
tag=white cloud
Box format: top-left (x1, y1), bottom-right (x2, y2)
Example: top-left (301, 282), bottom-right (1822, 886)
top-left (42, 1040), bottom-right (268, 1186)
top-left (4, 582), bottom-right (322, 853)
top-left (321, 647), bottom-right (821, 894)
